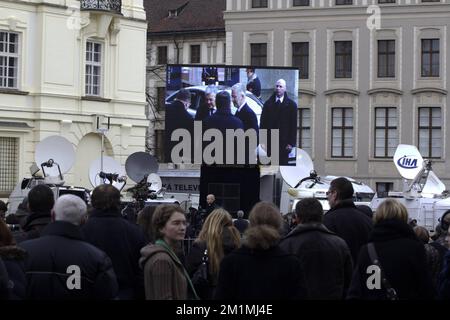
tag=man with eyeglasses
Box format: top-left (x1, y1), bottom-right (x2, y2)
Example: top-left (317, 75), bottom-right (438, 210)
top-left (323, 177), bottom-right (373, 264)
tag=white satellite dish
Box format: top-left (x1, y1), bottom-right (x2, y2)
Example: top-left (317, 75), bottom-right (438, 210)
top-left (147, 173), bottom-right (162, 192)
top-left (422, 170), bottom-right (446, 196)
top-left (280, 148), bottom-right (314, 188)
top-left (35, 135), bottom-right (75, 179)
top-left (393, 144), bottom-right (424, 180)
top-left (88, 156), bottom-right (126, 191)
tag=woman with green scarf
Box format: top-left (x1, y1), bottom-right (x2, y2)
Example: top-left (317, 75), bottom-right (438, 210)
top-left (139, 204), bottom-right (198, 300)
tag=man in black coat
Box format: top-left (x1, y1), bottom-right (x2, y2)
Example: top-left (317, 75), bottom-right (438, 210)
top-left (203, 91), bottom-right (244, 165)
top-left (232, 83), bottom-right (259, 165)
top-left (165, 89), bottom-right (194, 163)
top-left (15, 185), bottom-right (54, 243)
top-left (0, 257), bottom-right (8, 299)
top-left (323, 177), bottom-right (373, 264)
top-left (233, 210), bottom-right (249, 235)
top-left (20, 194), bottom-right (118, 299)
top-left (280, 198), bottom-right (353, 299)
top-left (81, 185), bottom-right (147, 300)
top-left (260, 79), bottom-right (297, 165)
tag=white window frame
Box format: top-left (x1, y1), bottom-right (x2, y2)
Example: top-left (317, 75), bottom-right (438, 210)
top-left (85, 40), bottom-right (103, 97)
top-left (0, 31), bottom-right (20, 89)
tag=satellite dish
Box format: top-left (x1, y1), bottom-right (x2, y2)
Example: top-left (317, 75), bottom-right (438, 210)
top-left (88, 156), bottom-right (126, 190)
top-left (393, 144), bottom-right (424, 180)
top-left (125, 152), bottom-right (159, 183)
top-left (35, 135), bottom-right (75, 178)
top-left (147, 173), bottom-right (162, 192)
top-left (280, 148), bottom-right (314, 188)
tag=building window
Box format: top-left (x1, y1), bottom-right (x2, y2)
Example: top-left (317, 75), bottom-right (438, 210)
top-left (378, 40), bottom-right (395, 78)
top-left (250, 43), bottom-right (267, 66)
top-left (0, 31), bottom-right (19, 89)
top-left (292, 42), bottom-right (309, 79)
top-left (335, 41), bottom-right (352, 78)
top-left (332, 108), bottom-right (353, 157)
top-left (155, 130), bottom-right (165, 163)
top-left (418, 107), bottom-right (441, 158)
top-left (378, 0), bottom-right (395, 3)
top-left (190, 45), bottom-right (200, 64)
top-left (85, 41), bottom-right (102, 96)
top-left (293, 0), bottom-right (310, 5)
top-left (298, 108), bottom-right (311, 155)
top-left (421, 39), bottom-right (439, 77)
top-left (157, 87), bottom-right (166, 111)
top-left (376, 182), bottom-right (394, 197)
top-left (336, 0), bottom-right (353, 4)
top-left (157, 46), bottom-right (167, 65)
top-left (0, 137), bottom-right (19, 197)
top-left (374, 107), bottom-right (398, 158)
top-left (252, 0), bottom-right (268, 8)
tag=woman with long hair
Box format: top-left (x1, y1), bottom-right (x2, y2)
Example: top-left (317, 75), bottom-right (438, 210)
top-left (139, 204), bottom-right (198, 300)
top-left (186, 208), bottom-right (240, 299)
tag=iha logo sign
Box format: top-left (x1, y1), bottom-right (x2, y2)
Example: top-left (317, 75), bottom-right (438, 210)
top-left (397, 155), bottom-right (418, 169)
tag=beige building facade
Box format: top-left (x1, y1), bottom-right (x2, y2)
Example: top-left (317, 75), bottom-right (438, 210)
top-left (225, 0), bottom-right (450, 193)
top-left (0, 0), bottom-right (148, 197)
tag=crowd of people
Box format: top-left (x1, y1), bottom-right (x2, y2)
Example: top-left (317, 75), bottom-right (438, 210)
top-left (165, 71), bottom-right (297, 165)
top-left (1, 176), bottom-right (450, 300)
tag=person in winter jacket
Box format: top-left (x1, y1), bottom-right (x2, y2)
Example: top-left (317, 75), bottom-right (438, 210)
top-left (324, 177), bottom-right (373, 264)
top-left (280, 198), bottom-right (353, 299)
top-left (21, 194), bottom-right (118, 299)
top-left (347, 199), bottom-right (435, 300)
top-left (186, 208), bottom-right (240, 299)
top-left (140, 204), bottom-right (197, 300)
top-left (214, 202), bottom-right (307, 300)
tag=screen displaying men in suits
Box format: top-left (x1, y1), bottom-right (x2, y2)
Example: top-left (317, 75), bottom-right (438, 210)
top-left (165, 64), bottom-right (299, 166)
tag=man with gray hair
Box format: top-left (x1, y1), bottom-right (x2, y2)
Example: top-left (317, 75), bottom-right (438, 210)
top-left (233, 210), bottom-right (249, 236)
top-left (20, 195), bottom-right (118, 299)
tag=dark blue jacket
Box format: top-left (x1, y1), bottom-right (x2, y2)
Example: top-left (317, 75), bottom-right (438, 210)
top-left (20, 221), bottom-right (118, 299)
top-left (81, 209), bottom-right (147, 299)
top-left (235, 103), bottom-right (258, 133)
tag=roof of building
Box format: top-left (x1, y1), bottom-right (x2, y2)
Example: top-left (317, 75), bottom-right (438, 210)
top-left (144, 0), bottom-right (225, 34)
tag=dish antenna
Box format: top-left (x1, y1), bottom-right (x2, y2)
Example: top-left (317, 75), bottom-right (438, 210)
top-left (89, 156), bottom-right (127, 191)
top-left (393, 144), bottom-right (424, 180)
top-left (35, 136), bottom-right (75, 185)
top-left (280, 148), bottom-right (314, 188)
top-left (125, 152), bottom-right (159, 183)
top-left (147, 173), bottom-right (163, 192)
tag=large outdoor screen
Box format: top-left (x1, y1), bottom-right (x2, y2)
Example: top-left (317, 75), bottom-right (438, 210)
top-left (165, 64), bottom-right (299, 166)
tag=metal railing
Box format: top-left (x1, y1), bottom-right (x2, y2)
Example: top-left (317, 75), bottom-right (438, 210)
top-left (80, 0), bottom-right (122, 14)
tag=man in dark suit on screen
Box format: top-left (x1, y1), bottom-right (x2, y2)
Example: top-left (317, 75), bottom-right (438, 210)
top-left (231, 83), bottom-right (259, 165)
top-left (260, 79), bottom-right (297, 165)
top-left (165, 89), bottom-right (194, 163)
